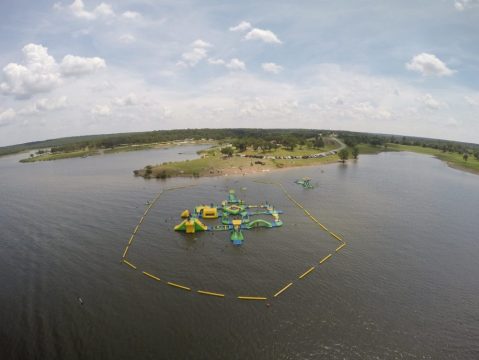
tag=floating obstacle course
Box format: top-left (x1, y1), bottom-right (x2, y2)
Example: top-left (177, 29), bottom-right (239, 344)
top-left (294, 177), bottom-right (314, 189)
top-left (121, 182), bottom-right (347, 302)
top-left (174, 189), bottom-right (283, 245)
top-left (174, 217), bottom-right (208, 233)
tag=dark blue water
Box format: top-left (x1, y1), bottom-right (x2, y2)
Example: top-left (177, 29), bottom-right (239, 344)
top-left (0, 148), bottom-right (478, 359)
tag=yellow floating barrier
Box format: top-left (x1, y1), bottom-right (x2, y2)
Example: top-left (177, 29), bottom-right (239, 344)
top-left (329, 232), bottom-right (343, 241)
top-left (335, 243), bottom-right (346, 252)
top-left (142, 271), bottom-right (161, 282)
top-left (274, 282), bottom-right (293, 297)
top-left (197, 290), bottom-right (225, 298)
top-left (237, 296), bottom-right (268, 301)
top-left (167, 282), bottom-right (191, 291)
top-left (133, 225), bottom-right (139, 234)
top-left (299, 266), bottom-right (316, 279)
top-left (122, 245), bottom-right (129, 258)
top-left (319, 254), bottom-right (333, 264)
top-left (128, 235), bottom-right (134, 245)
top-left (123, 259), bottom-right (137, 269)
top-left (139, 216), bottom-right (144, 224)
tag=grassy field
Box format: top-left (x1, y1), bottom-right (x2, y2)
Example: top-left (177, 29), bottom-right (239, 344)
top-left (103, 143), bottom-right (165, 154)
top-left (354, 143), bottom-right (386, 154)
top-left (242, 144), bottom-right (336, 157)
top-left (19, 140), bottom-right (214, 162)
top-left (386, 144), bottom-right (479, 173)
top-left (19, 149), bottom-right (99, 163)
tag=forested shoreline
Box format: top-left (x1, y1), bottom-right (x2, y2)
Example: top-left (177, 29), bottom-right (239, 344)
top-left (2, 128), bottom-right (478, 159)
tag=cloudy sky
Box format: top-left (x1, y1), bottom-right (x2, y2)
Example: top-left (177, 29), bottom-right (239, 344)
top-left (0, 0), bottom-right (478, 146)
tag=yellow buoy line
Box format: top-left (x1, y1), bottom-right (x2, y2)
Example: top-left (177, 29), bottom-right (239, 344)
top-left (121, 181), bottom-right (347, 301)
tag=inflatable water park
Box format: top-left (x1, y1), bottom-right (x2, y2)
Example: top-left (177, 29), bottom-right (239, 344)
top-left (294, 177), bottom-right (314, 189)
top-left (121, 183), bottom-right (347, 301)
top-left (174, 190), bottom-right (283, 245)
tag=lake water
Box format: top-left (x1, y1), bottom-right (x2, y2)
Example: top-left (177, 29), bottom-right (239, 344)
top-left (0, 146), bottom-right (478, 359)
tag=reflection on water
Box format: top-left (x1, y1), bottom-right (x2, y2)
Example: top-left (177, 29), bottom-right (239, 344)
top-left (0, 148), bottom-right (478, 359)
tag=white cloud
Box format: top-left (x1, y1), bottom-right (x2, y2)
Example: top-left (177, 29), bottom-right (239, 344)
top-left (226, 58), bottom-right (246, 71)
top-left (58, 1), bottom-right (141, 21)
top-left (0, 44), bottom-right (61, 98)
top-left (445, 117), bottom-right (459, 127)
top-left (119, 34), bottom-right (136, 44)
top-left (229, 21), bottom-right (252, 32)
top-left (406, 53), bottom-right (455, 77)
top-left (19, 96), bottom-right (68, 115)
top-left (455, 1), bottom-right (465, 10)
top-left (262, 62), bottom-right (283, 74)
top-left (122, 11), bottom-right (141, 20)
top-left (351, 102), bottom-right (392, 120)
top-left (181, 48), bottom-right (207, 66)
top-left (208, 58), bottom-right (225, 65)
top-left (0, 43), bottom-right (107, 98)
top-left (179, 40), bottom-right (213, 67)
top-left (231, 21), bottom-right (281, 44)
top-left (67, 0), bottom-right (95, 20)
top-left (207, 58), bottom-right (245, 71)
top-left (454, 0), bottom-right (479, 11)
top-left (244, 28), bottom-right (282, 44)
top-left (464, 95), bottom-right (479, 106)
top-left (0, 108), bottom-right (16, 125)
top-left (67, 0), bottom-right (115, 20)
top-left (420, 93), bottom-right (443, 110)
top-left (113, 93), bottom-right (138, 106)
top-left (94, 3), bottom-right (114, 17)
top-left (91, 104), bottom-right (111, 116)
top-left (60, 55), bottom-right (106, 76)
top-left (192, 39), bottom-right (212, 48)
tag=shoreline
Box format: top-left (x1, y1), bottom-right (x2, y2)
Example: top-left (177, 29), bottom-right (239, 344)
top-left (136, 156), bottom-right (347, 180)
top-left (136, 138), bottom-right (347, 179)
top-left (18, 140), bottom-right (213, 163)
top-left (443, 160), bottom-right (479, 176)
top-left (193, 156), bottom-right (342, 178)
top-left (138, 145), bottom-right (479, 180)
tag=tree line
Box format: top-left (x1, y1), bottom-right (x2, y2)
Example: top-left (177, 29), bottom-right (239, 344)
top-left (338, 131), bottom-right (479, 159)
top-left (1, 128), bottom-right (477, 159)
top-left (1, 128), bottom-right (332, 156)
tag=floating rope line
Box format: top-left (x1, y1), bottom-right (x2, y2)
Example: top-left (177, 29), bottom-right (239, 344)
top-left (274, 282), bottom-right (293, 297)
top-left (197, 290), bottom-right (225, 298)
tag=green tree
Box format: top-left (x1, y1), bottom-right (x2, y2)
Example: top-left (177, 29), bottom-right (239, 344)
top-left (463, 153), bottom-right (469, 162)
top-left (145, 165), bottom-right (153, 176)
top-left (221, 147), bottom-right (234, 157)
top-left (338, 148), bottom-right (349, 163)
top-left (282, 135), bottom-right (298, 151)
top-left (352, 146), bottom-right (359, 159)
top-left (474, 151), bottom-right (479, 160)
top-left (313, 135), bottom-right (324, 149)
top-left (251, 139), bottom-right (261, 150)
top-left (233, 140), bottom-right (247, 152)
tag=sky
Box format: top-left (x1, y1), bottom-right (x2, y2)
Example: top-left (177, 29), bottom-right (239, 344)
top-left (0, 0), bottom-right (479, 146)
